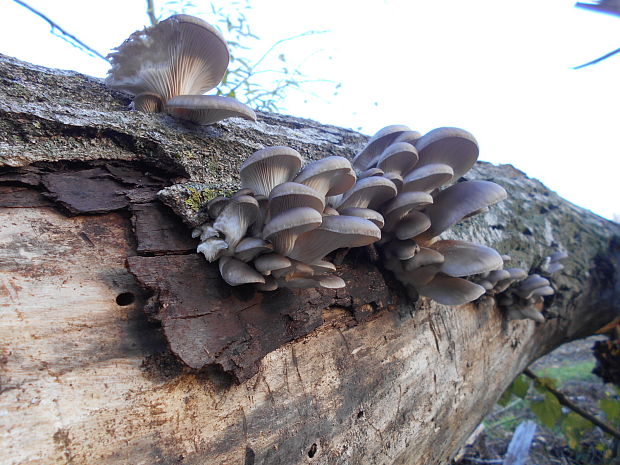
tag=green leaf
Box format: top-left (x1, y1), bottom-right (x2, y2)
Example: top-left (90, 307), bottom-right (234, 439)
top-left (513, 375), bottom-right (531, 399)
top-left (497, 386), bottom-right (513, 407)
top-left (530, 391), bottom-right (562, 429)
top-left (600, 396), bottom-right (620, 425)
top-left (560, 412), bottom-right (593, 451)
top-left (533, 376), bottom-right (558, 393)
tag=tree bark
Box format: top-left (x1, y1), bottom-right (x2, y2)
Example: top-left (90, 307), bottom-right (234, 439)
top-left (1, 53), bottom-right (619, 465)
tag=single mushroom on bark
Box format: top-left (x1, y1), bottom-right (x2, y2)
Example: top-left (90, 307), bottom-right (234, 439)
top-left (106, 14), bottom-right (256, 125)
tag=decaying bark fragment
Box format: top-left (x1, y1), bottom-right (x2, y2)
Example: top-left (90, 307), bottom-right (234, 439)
top-left (1, 53), bottom-right (620, 465)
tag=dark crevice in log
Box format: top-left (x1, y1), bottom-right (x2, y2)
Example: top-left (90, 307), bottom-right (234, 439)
top-left (126, 253), bottom-right (394, 382)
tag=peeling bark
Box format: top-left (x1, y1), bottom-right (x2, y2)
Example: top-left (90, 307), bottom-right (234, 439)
top-left (1, 53), bottom-right (620, 465)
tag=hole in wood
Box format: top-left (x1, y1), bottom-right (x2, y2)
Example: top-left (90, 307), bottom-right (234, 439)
top-left (357, 410), bottom-right (364, 418)
top-left (308, 443), bottom-right (318, 458)
top-left (116, 292), bottom-right (135, 306)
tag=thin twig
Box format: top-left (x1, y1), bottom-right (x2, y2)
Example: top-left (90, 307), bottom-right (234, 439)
top-left (572, 47), bottom-right (620, 69)
top-left (12, 0), bottom-right (108, 62)
top-left (146, 0), bottom-right (159, 25)
top-left (523, 368), bottom-right (620, 439)
top-left (576, 2), bottom-right (620, 17)
top-left (227, 30), bottom-right (328, 95)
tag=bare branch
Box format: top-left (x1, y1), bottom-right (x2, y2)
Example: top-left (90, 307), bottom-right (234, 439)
top-left (12, 0), bottom-right (109, 62)
top-left (523, 368), bottom-right (620, 440)
top-left (146, 0), bottom-right (159, 25)
top-left (576, 1), bottom-right (620, 17)
top-left (573, 47), bottom-right (620, 69)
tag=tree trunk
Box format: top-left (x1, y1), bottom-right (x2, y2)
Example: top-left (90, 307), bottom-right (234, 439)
top-left (1, 53), bottom-right (619, 465)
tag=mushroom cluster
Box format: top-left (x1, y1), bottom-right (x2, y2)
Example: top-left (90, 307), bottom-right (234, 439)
top-left (192, 146), bottom-right (381, 290)
top-left (192, 124), bottom-right (514, 307)
top-left (494, 251), bottom-right (568, 322)
top-left (106, 14), bottom-right (256, 125)
top-left (348, 125), bottom-right (508, 306)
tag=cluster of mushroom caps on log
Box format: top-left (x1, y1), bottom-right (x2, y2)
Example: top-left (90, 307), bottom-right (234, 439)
top-left (2, 11), bottom-right (620, 465)
top-left (106, 13), bottom-right (567, 325)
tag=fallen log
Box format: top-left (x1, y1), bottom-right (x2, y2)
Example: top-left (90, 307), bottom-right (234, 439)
top-left (1, 53), bottom-right (619, 465)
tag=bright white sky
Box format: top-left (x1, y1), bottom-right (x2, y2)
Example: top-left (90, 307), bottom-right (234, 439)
top-left (0, 0), bottom-right (618, 220)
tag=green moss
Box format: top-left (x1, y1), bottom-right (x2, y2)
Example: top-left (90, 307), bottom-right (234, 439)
top-left (534, 361), bottom-right (597, 387)
top-left (184, 186), bottom-right (233, 212)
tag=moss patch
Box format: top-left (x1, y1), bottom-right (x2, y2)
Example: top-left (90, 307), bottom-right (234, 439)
top-left (184, 186), bottom-right (233, 212)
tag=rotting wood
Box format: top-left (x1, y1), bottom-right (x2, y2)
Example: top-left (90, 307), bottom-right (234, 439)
top-left (1, 53), bottom-right (620, 465)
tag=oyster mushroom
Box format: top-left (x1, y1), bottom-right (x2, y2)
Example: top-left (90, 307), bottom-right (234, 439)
top-left (336, 176), bottom-right (397, 210)
top-left (414, 127), bottom-right (479, 182)
top-left (262, 207), bottom-right (323, 256)
top-left (288, 215), bottom-right (381, 264)
top-left (268, 182), bottom-right (325, 217)
top-left (106, 14), bottom-right (229, 106)
top-left (417, 275), bottom-right (486, 306)
top-left (352, 125), bottom-right (412, 171)
top-left (430, 240), bottom-right (504, 278)
top-left (401, 163), bottom-right (454, 193)
top-left (234, 237), bottom-right (273, 262)
top-left (240, 146), bottom-right (303, 197)
top-left (166, 95), bottom-right (256, 124)
top-left (219, 256), bottom-right (265, 286)
top-left (293, 156), bottom-right (356, 197)
top-left (418, 180), bottom-right (507, 240)
top-left (212, 194), bottom-right (259, 253)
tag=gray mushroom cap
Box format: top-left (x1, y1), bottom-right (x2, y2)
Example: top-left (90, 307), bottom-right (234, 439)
top-left (338, 207), bottom-right (385, 228)
top-left (336, 176), bottom-right (398, 210)
top-left (420, 180), bottom-right (507, 240)
top-left (417, 275), bottom-right (486, 306)
top-left (414, 127), bottom-right (479, 182)
top-left (398, 265), bottom-right (443, 288)
top-left (392, 130), bottom-right (423, 145)
top-left (272, 260), bottom-right (315, 279)
top-left (318, 275), bottom-right (346, 289)
top-left (262, 207), bottom-right (323, 255)
top-left (310, 260), bottom-right (337, 275)
top-left (288, 215), bottom-right (381, 264)
top-left (385, 239), bottom-right (420, 260)
top-left (166, 95), bottom-right (257, 125)
top-left (376, 142), bottom-right (419, 178)
top-left (431, 240), bottom-right (504, 277)
top-left (383, 173), bottom-right (404, 192)
top-left (549, 250), bottom-right (569, 262)
top-left (531, 285), bottom-right (555, 297)
top-left (253, 253), bottom-right (292, 275)
top-left (197, 237), bottom-right (228, 262)
top-left (134, 92), bottom-right (165, 112)
top-left (106, 14), bottom-right (229, 102)
top-left (293, 156), bottom-right (356, 197)
top-left (501, 268), bottom-right (528, 280)
top-left (402, 163), bottom-right (454, 193)
top-left (234, 237), bottom-right (273, 262)
top-left (515, 274), bottom-right (551, 299)
top-left (382, 191), bottom-right (434, 231)
top-left (352, 125), bottom-right (411, 171)
top-left (207, 196), bottom-right (229, 219)
top-left (219, 256), bottom-right (266, 286)
top-left (358, 168), bottom-right (385, 179)
top-left (486, 269), bottom-right (512, 283)
top-left (240, 146), bottom-right (303, 197)
top-left (394, 211), bottom-right (431, 240)
top-left (402, 247), bottom-right (444, 271)
top-left (213, 194), bottom-right (259, 253)
top-left (268, 182), bottom-right (325, 217)
top-left (322, 206), bottom-right (340, 216)
top-left (255, 276), bottom-right (278, 292)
